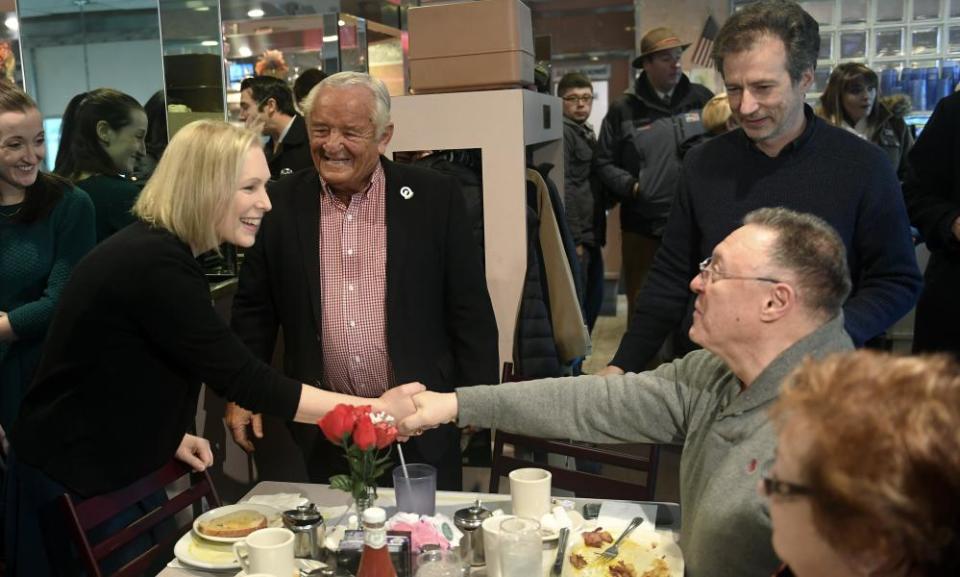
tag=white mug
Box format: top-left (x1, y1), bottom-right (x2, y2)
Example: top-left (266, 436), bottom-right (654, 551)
top-left (233, 527), bottom-right (295, 576)
top-left (509, 468), bottom-right (552, 520)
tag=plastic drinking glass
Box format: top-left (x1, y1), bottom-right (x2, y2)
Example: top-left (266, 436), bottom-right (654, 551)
top-left (392, 463), bottom-right (437, 516)
top-left (498, 517), bottom-right (541, 577)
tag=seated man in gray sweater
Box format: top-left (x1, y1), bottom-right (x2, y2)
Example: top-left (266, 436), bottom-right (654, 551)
top-left (399, 207), bottom-right (854, 577)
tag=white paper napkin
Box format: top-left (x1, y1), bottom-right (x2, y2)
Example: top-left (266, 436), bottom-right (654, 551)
top-left (243, 493), bottom-right (309, 511)
top-left (597, 501), bottom-right (657, 532)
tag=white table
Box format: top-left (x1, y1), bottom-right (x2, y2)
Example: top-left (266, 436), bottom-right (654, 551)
top-left (158, 481), bottom-right (681, 577)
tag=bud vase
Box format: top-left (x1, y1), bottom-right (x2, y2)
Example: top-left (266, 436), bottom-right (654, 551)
top-left (354, 485), bottom-right (377, 518)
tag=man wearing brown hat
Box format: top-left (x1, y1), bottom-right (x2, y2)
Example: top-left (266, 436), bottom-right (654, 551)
top-left (596, 27), bottom-right (713, 326)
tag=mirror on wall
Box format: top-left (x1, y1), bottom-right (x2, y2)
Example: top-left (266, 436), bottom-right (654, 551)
top-left (15, 0), bottom-right (163, 170)
top-left (157, 0), bottom-right (227, 136)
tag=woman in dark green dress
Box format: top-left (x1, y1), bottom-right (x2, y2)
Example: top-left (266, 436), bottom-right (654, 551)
top-left (54, 88), bottom-right (146, 242)
top-left (0, 81), bottom-right (95, 432)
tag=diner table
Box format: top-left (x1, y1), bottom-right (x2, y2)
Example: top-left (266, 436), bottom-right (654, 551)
top-left (159, 481), bottom-right (682, 577)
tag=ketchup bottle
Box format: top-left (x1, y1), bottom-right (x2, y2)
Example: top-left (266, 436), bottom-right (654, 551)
top-left (357, 507), bottom-right (397, 577)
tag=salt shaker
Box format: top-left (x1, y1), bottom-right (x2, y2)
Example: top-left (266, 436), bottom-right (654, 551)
top-left (283, 502), bottom-right (326, 559)
top-left (453, 499), bottom-right (491, 567)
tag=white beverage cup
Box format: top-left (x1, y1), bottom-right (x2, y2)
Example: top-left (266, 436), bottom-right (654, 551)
top-left (481, 514), bottom-right (515, 577)
top-left (233, 527), bottom-right (295, 576)
top-left (509, 468), bottom-right (552, 520)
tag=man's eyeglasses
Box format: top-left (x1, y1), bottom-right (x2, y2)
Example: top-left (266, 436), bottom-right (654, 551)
top-left (761, 472), bottom-right (813, 498)
top-left (562, 95), bottom-right (594, 104)
top-left (698, 257), bottom-right (782, 284)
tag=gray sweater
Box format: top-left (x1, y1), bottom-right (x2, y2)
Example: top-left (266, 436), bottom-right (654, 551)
top-left (457, 315), bottom-right (852, 577)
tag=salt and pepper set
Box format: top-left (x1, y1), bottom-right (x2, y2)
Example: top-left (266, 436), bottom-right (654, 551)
top-left (283, 503), bottom-right (327, 560)
top-left (453, 499), bottom-right (493, 569)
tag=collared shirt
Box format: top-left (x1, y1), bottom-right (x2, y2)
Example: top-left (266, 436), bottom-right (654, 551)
top-left (318, 163), bottom-right (394, 397)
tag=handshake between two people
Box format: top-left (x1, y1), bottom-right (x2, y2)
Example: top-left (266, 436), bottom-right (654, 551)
top-left (224, 382), bottom-right (461, 452)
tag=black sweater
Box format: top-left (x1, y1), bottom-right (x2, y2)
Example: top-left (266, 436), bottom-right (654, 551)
top-left (611, 106), bottom-right (922, 371)
top-left (11, 221), bottom-right (301, 496)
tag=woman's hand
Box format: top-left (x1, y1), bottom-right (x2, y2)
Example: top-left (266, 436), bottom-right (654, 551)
top-left (175, 433), bottom-right (214, 472)
top-left (376, 382), bottom-right (426, 423)
top-left (0, 312), bottom-right (17, 344)
top-left (398, 391), bottom-right (459, 437)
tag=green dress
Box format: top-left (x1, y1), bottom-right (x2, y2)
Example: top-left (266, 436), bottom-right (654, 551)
top-left (0, 187), bottom-right (96, 430)
top-left (75, 174), bottom-right (141, 243)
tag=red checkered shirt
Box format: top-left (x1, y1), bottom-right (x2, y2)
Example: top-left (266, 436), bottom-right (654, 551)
top-left (318, 163), bottom-right (395, 397)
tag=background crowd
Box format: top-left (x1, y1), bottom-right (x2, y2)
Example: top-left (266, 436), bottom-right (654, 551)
top-left (0, 0), bottom-right (958, 575)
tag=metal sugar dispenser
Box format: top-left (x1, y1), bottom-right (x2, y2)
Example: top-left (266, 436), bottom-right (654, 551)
top-left (453, 499), bottom-right (491, 568)
top-left (283, 503), bottom-right (326, 560)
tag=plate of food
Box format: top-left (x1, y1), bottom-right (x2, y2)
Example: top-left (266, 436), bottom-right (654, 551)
top-left (174, 531), bottom-right (240, 571)
top-left (562, 526), bottom-right (683, 577)
top-left (193, 503), bottom-right (282, 543)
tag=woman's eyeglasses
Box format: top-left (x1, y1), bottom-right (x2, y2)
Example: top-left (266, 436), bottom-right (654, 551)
top-left (761, 473), bottom-right (813, 498)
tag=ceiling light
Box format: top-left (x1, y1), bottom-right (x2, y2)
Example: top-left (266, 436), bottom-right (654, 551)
top-left (247, 8), bottom-right (265, 18)
top-left (4, 16), bottom-right (18, 32)
top-left (238, 46), bottom-right (253, 57)
top-left (201, 40), bottom-right (218, 46)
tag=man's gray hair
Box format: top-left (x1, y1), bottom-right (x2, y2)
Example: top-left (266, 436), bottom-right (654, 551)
top-left (744, 207), bottom-right (851, 318)
top-left (300, 71), bottom-right (391, 138)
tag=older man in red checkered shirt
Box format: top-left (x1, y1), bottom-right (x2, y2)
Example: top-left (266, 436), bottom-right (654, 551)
top-left (227, 72), bottom-right (499, 490)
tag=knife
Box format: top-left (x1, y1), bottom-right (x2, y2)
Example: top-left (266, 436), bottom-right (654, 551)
top-left (552, 527), bottom-right (570, 576)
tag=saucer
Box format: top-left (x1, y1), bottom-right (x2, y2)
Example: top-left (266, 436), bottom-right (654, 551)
top-left (540, 510), bottom-right (585, 541)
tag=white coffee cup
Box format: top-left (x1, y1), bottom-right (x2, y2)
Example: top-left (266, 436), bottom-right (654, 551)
top-left (481, 514), bottom-right (515, 577)
top-left (233, 527), bottom-right (295, 576)
top-left (509, 468), bottom-right (552, 520)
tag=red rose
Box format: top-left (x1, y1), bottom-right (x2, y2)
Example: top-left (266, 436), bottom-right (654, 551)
top-left (353, 417), bottom-right (377, 450)
top-left (318, 404), bottom-right (356, 445)
top-left (374, 422), bottom-right (397, 449)
top-left (352, 405), bottom-right (373, 419)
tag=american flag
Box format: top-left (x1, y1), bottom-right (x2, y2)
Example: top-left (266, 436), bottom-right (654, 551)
top-left (691, 16), bottom-right (719, 68)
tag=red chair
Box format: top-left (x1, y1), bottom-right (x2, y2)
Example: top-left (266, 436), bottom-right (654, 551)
top-left (57, 459), bottom-right (221, 577)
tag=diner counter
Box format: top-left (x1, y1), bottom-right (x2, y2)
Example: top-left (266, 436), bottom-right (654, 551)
top-left (159, 481), bottom-right (682, 577)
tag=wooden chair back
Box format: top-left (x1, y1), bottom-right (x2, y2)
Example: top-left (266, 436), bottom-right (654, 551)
top-left (57, 459), bottom-right (221, 577)
top-left (491, 362), bottom-right (660, 501)
top-left (489, 431), bottom-right (660, 500)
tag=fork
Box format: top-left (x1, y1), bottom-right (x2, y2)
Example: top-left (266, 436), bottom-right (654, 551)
top-left (595, 516), bottom-right (644, 561)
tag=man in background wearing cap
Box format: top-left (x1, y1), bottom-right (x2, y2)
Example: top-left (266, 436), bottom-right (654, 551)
top-left (596, 28), bottom-right (713, 328)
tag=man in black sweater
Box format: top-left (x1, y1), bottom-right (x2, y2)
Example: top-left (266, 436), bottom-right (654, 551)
top-left (904, 90), bottom-right (960, 359)
top-left (602, 0), bottom-right (922, 374)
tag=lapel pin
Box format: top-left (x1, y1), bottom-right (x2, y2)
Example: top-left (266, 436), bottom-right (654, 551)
top-left (400, 186), bottom-right (414, 200)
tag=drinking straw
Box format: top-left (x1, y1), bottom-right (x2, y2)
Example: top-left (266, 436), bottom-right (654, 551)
top-left (396, 444), bottom-right (414, 498)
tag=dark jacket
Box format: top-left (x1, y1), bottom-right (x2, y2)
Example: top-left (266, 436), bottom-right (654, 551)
top-left (872, 96), bottom-right (914, 182)
top-left (12, 221), bottom-right (301, 496)
top-left (903, 91), bottom-right (960, 354)
top-left (595, 73), bottom-right (713, 237)
top-left (563, 117), bottom-right (605, 248)
top-left (265, 114), bottom-right (314, 180)
top-left (231, 159), bottom-right (499, 485)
